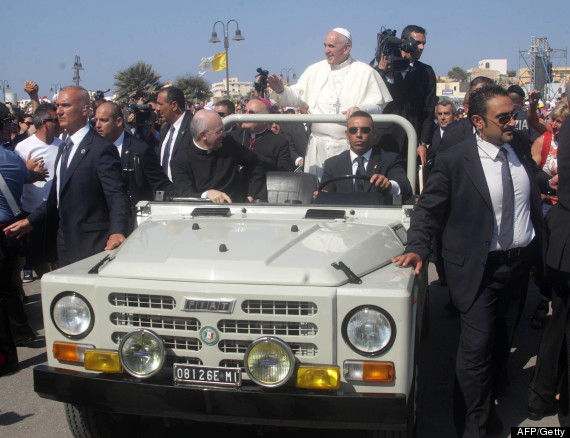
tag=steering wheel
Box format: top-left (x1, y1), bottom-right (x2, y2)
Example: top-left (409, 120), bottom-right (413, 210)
top-left (318, 174), bottom-right (372, 191)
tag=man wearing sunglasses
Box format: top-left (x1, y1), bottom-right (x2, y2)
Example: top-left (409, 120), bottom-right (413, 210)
top-left (393, 85), bottom-right (553, 437)
top-left (14, 103), bottom-right (62, 278)
top-left (213, 99), bottom-right (236, 133)
top-left (318, 111), bottom-right (411, 201)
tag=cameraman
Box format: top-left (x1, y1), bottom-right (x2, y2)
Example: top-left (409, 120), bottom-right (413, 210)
top-left (127, 98), bottom-right (161, 150)
top-left (377, 25), bottom-right (437, 167)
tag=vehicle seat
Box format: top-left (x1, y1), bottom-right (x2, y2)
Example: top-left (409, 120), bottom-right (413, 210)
top-left (266, 171), bottom-right (319, 204)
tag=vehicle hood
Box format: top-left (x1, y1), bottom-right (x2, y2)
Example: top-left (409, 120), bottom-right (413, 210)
top-left (99, 219), bottom-right (404, 286)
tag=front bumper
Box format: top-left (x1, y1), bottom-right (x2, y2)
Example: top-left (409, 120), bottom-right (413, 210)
top-left (34, 365), bottom-right (407, 430)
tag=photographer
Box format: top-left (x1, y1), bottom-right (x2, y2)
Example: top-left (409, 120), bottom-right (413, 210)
top-left (376, 25), bottom-right (437, 167)
top-left (125, 98), bottom-right (161, 150)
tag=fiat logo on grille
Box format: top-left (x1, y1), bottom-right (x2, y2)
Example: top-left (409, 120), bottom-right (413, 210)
top-left (200, 326), bottom-right (219, 346)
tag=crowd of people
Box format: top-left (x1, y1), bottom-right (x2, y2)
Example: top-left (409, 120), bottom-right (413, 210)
top-left (0, 24), bottom-right (569, 438)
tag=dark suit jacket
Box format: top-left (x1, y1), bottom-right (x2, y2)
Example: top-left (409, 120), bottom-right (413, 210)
top-left (321, 147), bottom-right (413, 201)
top-left (280, 122), bottom-right (309, 164)
top-left (229, 129), bottom-right (294, 172)
top-left (428, 124), bottom-right (443, 161)
top-left (121, 131), bottom-right (174, 206)
top-left (439, 117), bottom-right (474, 153)
top-left (159, 111), bottom-right (193, 172)
top-left (28, 128), bottom-right (131, 266)
top-left (382, 60), bottom-right (438, 146)
top-left (405, 135), bottom-right (546, 312)
top-left (545, 118), bottom-right (570, 272)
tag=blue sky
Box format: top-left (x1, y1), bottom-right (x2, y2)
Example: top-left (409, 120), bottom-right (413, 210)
top-left (2, 0), bottom-right (568, 100)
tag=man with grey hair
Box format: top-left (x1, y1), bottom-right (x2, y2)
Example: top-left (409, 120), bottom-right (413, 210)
top-left (170, 110), bottom-right (267, 203)
top-left (427, 99), bottom-right (456, 162)
top-left (5, 86), bottom-right (130, 266)
top-left (267, 28), bottom-right (392, 178)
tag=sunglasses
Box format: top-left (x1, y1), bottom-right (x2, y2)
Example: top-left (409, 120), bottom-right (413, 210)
top-left (217, 112), bottom-right (227, 117)
top-left (482, 111), bottom-right (517, 126)
top-left (23, 121), bottom-right (33, 126)
top-left (347, 126), bottom-right (372, 134)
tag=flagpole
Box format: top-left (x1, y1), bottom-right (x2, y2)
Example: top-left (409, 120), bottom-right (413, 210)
top-left (208, 20), bottom-right (245, 98)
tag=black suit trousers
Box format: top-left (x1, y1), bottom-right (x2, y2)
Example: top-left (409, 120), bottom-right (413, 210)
top-left (528, 269), bottom-right (570, 425)
top-left (453, 247), bottom-right (532, 438)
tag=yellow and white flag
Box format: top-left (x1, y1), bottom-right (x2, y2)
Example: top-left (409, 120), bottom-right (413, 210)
top-left (198, 52), bottom-right (227, 76)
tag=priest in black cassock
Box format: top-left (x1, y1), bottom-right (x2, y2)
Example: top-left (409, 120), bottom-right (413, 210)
top-left (228, 98), bottom-right (294, 173)
top-left (170, 110), bottom-right (267, 203)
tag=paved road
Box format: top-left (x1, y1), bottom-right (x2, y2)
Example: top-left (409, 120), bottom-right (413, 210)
top-left (0, 267), bottom-right (559, 437)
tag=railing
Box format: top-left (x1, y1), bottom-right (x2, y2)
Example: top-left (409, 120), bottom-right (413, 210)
top-left (223, 114), bottom-right (418, 194)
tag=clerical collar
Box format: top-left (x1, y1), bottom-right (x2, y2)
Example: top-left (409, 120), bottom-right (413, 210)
top-left (332, 56), bottom-right (353, 71)
top-left (193, 140), bottom-right (212, 154)
top-left (250, 128), bottom-right (268, 139)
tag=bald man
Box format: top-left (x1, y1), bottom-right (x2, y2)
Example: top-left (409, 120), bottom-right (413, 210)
top-left (170, 110), bottom-right (267, 203)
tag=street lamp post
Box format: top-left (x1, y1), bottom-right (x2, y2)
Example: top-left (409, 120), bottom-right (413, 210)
top-left (72, 55), bottom-right (84, 87)
top-left (279, 68), bottom-right (297, 86)
top-left (208, 19), bottom-right (245, 97)
top-left (0, 80), bottom-right (10, 103)
top-left (50, 83), bottom-right (63, 94)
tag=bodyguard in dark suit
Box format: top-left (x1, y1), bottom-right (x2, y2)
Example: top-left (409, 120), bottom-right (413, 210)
top-left (393, 86), bottom-right (550, 438)
top-left (528, 93), bottom-right (570, 425)
top-left (319, 111), bottom-right (412, 201)
top-left (6, 86), bottom-right (130, 267)
top-left (156, 87), bottom-right (192, 181)
top-left (94, 102), bottom-right (174, 228)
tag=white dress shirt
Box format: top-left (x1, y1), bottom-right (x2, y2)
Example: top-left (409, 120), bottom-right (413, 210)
top-left (56, 124), bottom-right (90, 203)
top-left (348, 149), bottom-right (400, 196)
top-left (160, 112), bottom-right (186, 180)
top-left (476, 136), bottom-right (534, 251)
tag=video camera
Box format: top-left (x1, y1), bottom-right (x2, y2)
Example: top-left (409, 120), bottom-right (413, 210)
top-left (92, 89), bottom-right (111, 101)
top-left (255, 67), bottom-right (269, 98)
top-left (370, 27), bottom-right (419, 74)
top-left (128, 103), bottom-right (153, 126)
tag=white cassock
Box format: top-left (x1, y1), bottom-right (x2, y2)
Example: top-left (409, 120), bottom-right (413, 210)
top-left (270, 56), bottom-right (392, 179)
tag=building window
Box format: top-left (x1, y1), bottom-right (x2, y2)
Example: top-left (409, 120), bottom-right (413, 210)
top-left (485, 62), bottom-right (490, 69)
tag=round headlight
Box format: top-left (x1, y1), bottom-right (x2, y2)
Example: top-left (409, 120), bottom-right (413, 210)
top-left (118, 329), bottom-right (165, 378)
top-left (244, 337), bottom-right (295, 387)
top-left (51, 292), bottom-right (94, 338)
top-left (342, 306), bottom-right (395, 356)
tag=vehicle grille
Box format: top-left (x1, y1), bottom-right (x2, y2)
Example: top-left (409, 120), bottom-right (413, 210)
top-left (109, 295), bottom-right (322, 374)
top-left (242, 300), bottom-right (317, 316)
top-left (111, 313), bottom-right (200, 331)
top-left (218, 320), bottom-right (317, 336)
top-left (112, 332), bottom-right (201, 351)
top-left (219, 340), bottom-right (318, 357)
top-left (109, 293), bottom-right (175, 310)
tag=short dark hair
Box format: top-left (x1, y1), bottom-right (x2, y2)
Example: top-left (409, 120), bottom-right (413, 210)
top-left (468, 85), bottom-right (509, 120)
top-left (347, 110), bottom-right (373, 124)
top-left (32, 103), bottom-right (57, 129)
top-left (159, 86), bottom-right (185, 110)
top-left (215, 99), bottom-right (235, 114)
top-left (402, 25), bottom-right (426, 40)
top-left (469, 76), bottom-right (494, 93)
top-left (99, 101), bottom-right (123, 120)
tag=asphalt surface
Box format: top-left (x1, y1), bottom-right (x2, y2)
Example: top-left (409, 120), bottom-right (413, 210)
top-left (0, 266), bottom-right (560, 438)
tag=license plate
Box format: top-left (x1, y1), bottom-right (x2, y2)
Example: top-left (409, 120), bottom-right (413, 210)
top-left (173, 364), bottom-right (241, 387)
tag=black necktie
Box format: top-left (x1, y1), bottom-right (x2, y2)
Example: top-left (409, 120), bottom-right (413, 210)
top-left (161, 126), bottom-right (175, 174)
top-left (59, 137), bottom-right (73, 195)
top-left (355, 156), bottom-right (366, 192)
top-left (496, 147), bottom-right (514, 250)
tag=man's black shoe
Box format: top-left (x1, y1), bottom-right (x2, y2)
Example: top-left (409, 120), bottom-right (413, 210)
top-left (527, 404), bottom-right (558, 421)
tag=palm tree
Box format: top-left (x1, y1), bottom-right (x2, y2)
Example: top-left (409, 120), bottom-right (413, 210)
top-left (113, 61), bottom-right (162, 102)
top-left (173, 74), bottom-right (212, 103)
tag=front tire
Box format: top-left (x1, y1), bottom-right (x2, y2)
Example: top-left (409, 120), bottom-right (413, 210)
top-left (65, 403), bottom-right (138, 438)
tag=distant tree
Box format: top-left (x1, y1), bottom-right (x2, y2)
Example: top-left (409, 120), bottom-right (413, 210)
top-left (113, 61), bottom-right (162, 102)
top-left (448, 66), bottom-right (468, 82)
top-left (173, 74), bottom-right (212, 103)
top-left (507, 70), bottom-right (516, 78)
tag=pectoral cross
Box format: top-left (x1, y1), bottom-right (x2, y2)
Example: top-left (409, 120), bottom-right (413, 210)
top-left (333, 98), bottom-right (341, 114)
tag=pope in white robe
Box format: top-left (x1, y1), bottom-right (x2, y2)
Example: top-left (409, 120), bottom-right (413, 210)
top-left (268, 28), bottom-right (392, 179)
